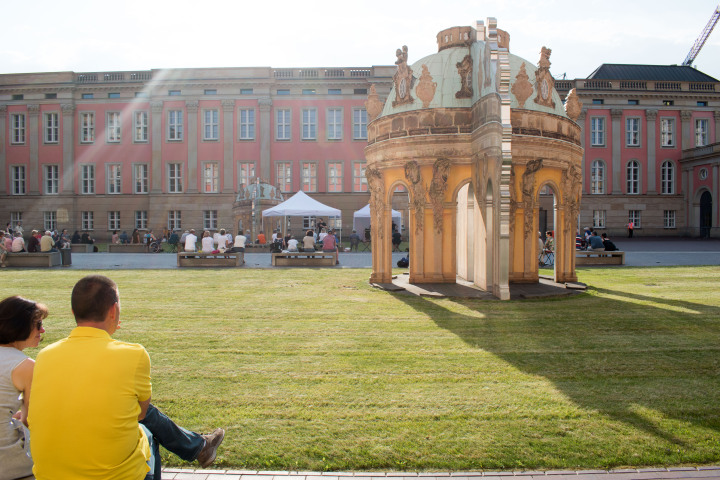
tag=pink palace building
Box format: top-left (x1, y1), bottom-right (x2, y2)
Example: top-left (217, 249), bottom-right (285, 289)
top-left (1, 62), bottom-right (719, 240)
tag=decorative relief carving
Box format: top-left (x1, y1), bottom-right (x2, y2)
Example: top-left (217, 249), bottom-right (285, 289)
top-left (561, 164), bottom-right (582, 236)
top-left (365, 85), bottom-right (384, 121)
top-left (404, 160), bottom-right (426, 234)
top-left (222, 100), bottom-right (235, 112)
top-left (61, 104), bottom-right (75, 115)
top-left (509, 165), bottom-right (517, 239)
top-left (533, 47), bottom-right (555, 109)
top-left (521, 158), bottom-right (543, 239)
top-left (645, 109), bottom-right (657, 121)
top-left (0, 105), bottom-right (7, 114)
top-left (416, 65), bottom-right (437, 109)
top-left (27, 104), bottom-right (40, 116)
top-left (455, 55), bottom-right (473, 99)
top-left (151, 102), bottom-right (164, 113)
top-left (680, 110), bottom-right (693, 121)
top-left (185, 101), bottom-right (199, 113)
top-left (564, 88), bottom-right (583, 121)
top-left (428, 157), bottom-right (452, 233)
top-left (392, 45), bottom-right (414, 107)
top-left (511, 63), bottom-right (533, 108)
top-left (610, 109), bottom-right (623, 119)
top-left (258, 97), bottom-right (272, 110)
top-left (366, 167), bottom-right (386, 240)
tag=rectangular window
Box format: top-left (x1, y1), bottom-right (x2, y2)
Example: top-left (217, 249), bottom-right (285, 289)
top-left (628, 99), bottom-right (639, 105)
top-left (239, 162), bottom-right (256, 188)
top-left (10, 212), bottom-right (22, 227)
top-left (203, 110), bottom-right (219, 140)
top-left (303, 216), bottom-right (316, 229)
top-left (108, 211), bottom-right (121, 230)
top-left (327, 108), bottom-right (343, 140)
top-left (302, 108), bottom-right (317, 140)
top-left (663, 100), bottom-right (674, 106)
top-left (108, 92), bottom-right (120, 98)
top-left (590, 160), bottom-right (604, 194)
top-left (44, 165), bottom-right (59, 194)
top-left (44, 211), bottom-right (57, 232)
top-left (81, 112), bottom-right (95, 143)
top-left (106, 112), bottom-right (121, 143)
top-left (302, 89), bottom-right (316, 95)
top-left (168, 90), bottom-right (181, 96)
top-left (81, 164), bottom-right (95, 194)
top-left (625, 117), bottom-right (640, 147)
top-left (276, 162), bottom-right (292, 193)
top-left (626, 161), bottom-right (640, 195)
top-left (353, 108), bottom-right (368, 140)
top-left (277, 89), bottom-right (290, 95)
top-left (107, 164), bottom-right (122, 194)
top-left (45, 93), bottom-right (57, 99)
top-left (134, 111), bottom-right (148, 142)
top-left (276, 109), bottom-right (291, 140)
top-left (11, 114), bottom-right (26, 144)
top-left (695, 119), bottom-right (709, 147)
top-left (592, 99), bottom-right (604, 105)
top-left (168, 163), bottom-right (183, 193)
top-left (629, 210), bottom-right (642, 229)
top-left (168, 211), bottom-right (182, 231)
top-left (239, 109), bottom-right (255, 140)
top-left (11, 166), bottom-right (26, 195)
top-left (203, 210), bottom-right (218, 230)
top-left (590, 117), bottom-right (605, 147)
top-left (81, 211), bottom-right (94, 231)
top-left (661, 161), bottom-right (675, 195)
top-left (697, 101), bottom-right (708, 107)
top-left (240, 88), bottom-right (253, 95)
top-left (328, 162), bottom-right (343, 192)
top-left (660, 118), bottom-right (675, 147)
top-left (353, 162), bottom-right (367, 192)
top-left (44, 112), bottom-right (59, 143)
top-left (203, 162), bottom-right (219, 193)
top-left (328, 217), bottom-right (342, 230)
top-left (328, 89), bottom-right (342, 95)
top-left (204, 89), bottom-right (217, 95)
top-left (592, 210), bottom-right (606, 229)
top-left (354, 88), bottom-right (367, 95)
top-left (135, 92), bottom-right (148, 98)
top-left (301, 162), bottom-right (317, 192)
top-left (134, 164), bottom-right (149, 194)
top-left (135, 211), bottom-right (148, 230)
top-left (663, 210), bottom-right (676, 229)
top-left (168, 110), bottom-right (183, 141)
top-left (81, 93), bottom-right (93, 99)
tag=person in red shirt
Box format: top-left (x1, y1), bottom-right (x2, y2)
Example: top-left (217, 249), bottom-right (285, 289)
top-left (257, 231), bottom-right (266, 244)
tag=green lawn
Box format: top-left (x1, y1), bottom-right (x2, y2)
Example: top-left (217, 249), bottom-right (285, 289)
top-left (5, 266), bottom-right (720, 471)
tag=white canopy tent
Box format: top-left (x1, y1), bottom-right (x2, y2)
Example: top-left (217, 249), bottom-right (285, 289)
top-left (262, 190), bottom-right (342, 239)
top-left (352, 204), bottom-right (402, 236)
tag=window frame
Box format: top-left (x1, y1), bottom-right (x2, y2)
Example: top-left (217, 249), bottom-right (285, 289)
top-left (238, 162), bottom-right (256, 189)
top-left (352, 108), bottom-right (367, 140)
top-left (168, 163), bottom-right (183, 193)
top-left (81, 211), bottom-right (94, 231)
top-left (11, 113), bottom-right (26, 145)
top-left (590, 159), bottom-right (605, 194)
top-left (108, 211), bottom-right (121, 231)
top-left (168, 210), bottom-right (182, 231)
top-left (43, 211), bottom-right (57, 232)
top-left (301, 108), bottom-right (317, 140)
top-left (167, 110), bottom-right (184, 141)
top-left (203, 109), bottom-right (219, 141)
top-left (276, 162), bottom-right (292, 193)
top-left (80, 164), bottom-right (95, 194)
top-left (134, 163), bottom-right (149, 194)
top-left (44, 164), bottom-right (59, 195)
top-left (326, 107), bottom-right (343, 141)
top-left (327, 161), bottom-right (343, 192)
top-left (202, 162), bottom-right (219, 193)
top-left (11, 165), bottom-right (26, 195)
top-left (625, 117), bottom-right (641, 147)
top-left (590, 116), bottom-right (605, 147)
top-left (592, 210), bottom-right (606, 229)
top-left (80, 112), bottom-right (95, 143)
top-left (44, 112), bottom-right (59, 144)
top-left (301, 162), bottom-right (317, 192)
top-left (663, 210), bottom-right (676, 229)
top-left (628, 210), bottom-right (642, 229)
top-left (660, 161), bottom-right (675, 195)
top-left (135, 210), bottom-right (148, 230)
top-left (107, 164), bottom-right (122, 194)
top-left (276, 108), bottom-right (291, 141)
top-left (134, 111), bottom-right (149, 143)
top-left (352, 162), bottom-right (368, 192)
top-left (695, 118), bottom-right (709, 147)
top-left (626, 160), bottom-right (640, 195)
top-left (203, 210), bottom-right (218, 230)
top-left (660, 117), bottom-right (675, 147)
top-left (106, 111), bottom-right (121, 143)
top-left (239, 108), bottom-right (255, 140)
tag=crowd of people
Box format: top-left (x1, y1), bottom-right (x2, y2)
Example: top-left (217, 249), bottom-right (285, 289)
top-left (0, 275), bottom-right (225, 479)
top-left (577, 227), bottom-right (618, 252)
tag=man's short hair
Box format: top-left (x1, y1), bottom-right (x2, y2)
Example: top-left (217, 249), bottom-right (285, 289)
top-left (71, 275), bottom-right (118, 323)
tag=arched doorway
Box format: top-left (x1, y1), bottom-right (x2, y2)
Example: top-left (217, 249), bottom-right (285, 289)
top-left (456, 182), bottom-right (474, 281)
top-left (537, 183), bottom-right (558, 276)
top-left (700, 191), bottom-right (712, 238)
top-left (389, 181), bottom-right (410, 259)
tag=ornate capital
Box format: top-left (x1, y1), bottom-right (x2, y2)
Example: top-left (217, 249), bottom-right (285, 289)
top-left (611, 109), bottom-right (623, 119)
top-left (680, 110), bottom-right (693, 120)
top-left (258, 97), bottom-right (272, 111)
top-left (645, 109), bottom-right (657, 121)
top-left (0, 104), bottom-right (7, 114)
top-left (713, 110), bottom-right (720, 120)
top-left (151, 101), bottom-right (164, 113)
top-left (221, 100), bottom-right (235, 112)
top-left (61, 104), bottom-right (75, 115)
top-left (185, 100), bottom-right (199, 113)
top-left (27, 104), bottom-right (40, 116)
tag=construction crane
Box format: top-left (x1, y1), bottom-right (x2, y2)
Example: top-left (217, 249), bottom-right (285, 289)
top-left (682, 5), bottom-right (720, 66)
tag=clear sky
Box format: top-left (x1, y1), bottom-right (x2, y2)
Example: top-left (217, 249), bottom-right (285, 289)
top-left (2, 0), bottom-right (719, 80)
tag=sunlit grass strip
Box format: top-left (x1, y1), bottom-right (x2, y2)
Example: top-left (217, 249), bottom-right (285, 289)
top-left (4, 266), bottom-right (719, 471)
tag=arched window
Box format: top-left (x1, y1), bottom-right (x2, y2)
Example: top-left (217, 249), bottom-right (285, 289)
top-left (591, 160), bottom-right (605, 194)
top-left (626, 160), bottom-right (640, 194)
top-left (661, 161), bottom-right (675, 195)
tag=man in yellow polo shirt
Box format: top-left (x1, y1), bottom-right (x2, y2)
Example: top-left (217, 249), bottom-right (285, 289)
top-left (28, 275), bottom-right (224, 479)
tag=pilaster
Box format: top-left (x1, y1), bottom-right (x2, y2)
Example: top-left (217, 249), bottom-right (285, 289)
top-left (186, 101), bottom-right (198, 193)
top-left (714, 111), bottom-right (720, 144)
top-left (610, 109), bottom-right (623, 195)
top-left (713, 164), bottom-right (719, 228)
top-left (151, 102), bottom-right (163, 193)
top-left (578, 110), bottom-right (586, 193)
top-left (0, 105), bottom-right (6, 195)
top-left (646, 109), bottom-right (657, 194)
top-left (222, 100), bottom-right (235, 193)
top-left (680, 110), bottom-right (693, 151)
top-left (61, 104), bottom-right (75, 194)
top-left (259, 97), bottom-right (272, 181)
top-left (28, 104), bottom-right (40, 195)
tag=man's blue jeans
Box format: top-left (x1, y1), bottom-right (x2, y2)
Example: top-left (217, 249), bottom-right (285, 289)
top-left (139, 404), bottom-right (206, 480)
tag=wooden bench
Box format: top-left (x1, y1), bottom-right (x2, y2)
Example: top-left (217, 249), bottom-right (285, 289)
top-left (70, 244), bottom-right (94, 253)
top-left (107, 243), bottom-right (149, 253)
top-left (576, 250), bottom-right (625, 265)
top-left (5, 251), bottom-right (62, 267)
top-left (271, 251), bottom-right (336, 266)
top-left (177, 251), bottom-right (244, 267)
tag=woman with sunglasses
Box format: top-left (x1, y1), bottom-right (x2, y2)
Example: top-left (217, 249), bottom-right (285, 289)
top-left (0, 295), bottom-right (47, 479)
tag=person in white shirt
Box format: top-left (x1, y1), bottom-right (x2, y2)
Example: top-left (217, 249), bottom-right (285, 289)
top-left (11, 233), bottom-right (25, 253)
top-left (184, 229), bottom-right (198, 252)
top-left (230, 231), bottom-right (246, 253)
top-left (212, 231), bottom-right (220, 246)
top-left (201, 231), bottom-right (214, 253)
top-left (217, 229), bottom-right (229, 250)
top-left (287, 236), bottom-right (299, 252)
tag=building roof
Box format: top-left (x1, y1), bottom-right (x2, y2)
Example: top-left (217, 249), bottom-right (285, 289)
top-left (587, 64), bottom-right (719, 83)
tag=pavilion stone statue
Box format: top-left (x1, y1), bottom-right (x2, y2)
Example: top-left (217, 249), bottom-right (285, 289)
top-left (364, 18), bottom-right (583, 300)
top-left (232, 178), bottom-right (284, 243)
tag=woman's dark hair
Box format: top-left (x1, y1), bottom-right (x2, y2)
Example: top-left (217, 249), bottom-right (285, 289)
top-left (306, 230), bottom-right (313, 237)
top-left (0, 296), bottom-right (48, 344)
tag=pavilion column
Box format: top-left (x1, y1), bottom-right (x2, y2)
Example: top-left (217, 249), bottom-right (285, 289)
top-left (610, 109), bottom-right (622, 194)
top-left (151, 102), bottom-right (164, 193)
top-left (186, 101), bottom-right (198, 193)
top-left (577, 110), bottom-right (586, 193)
top-left (222, 100), bottom-right (235, 193)
top-left (28, 104), bottom-right (40, 195)
top-left (0, 105), bottom-right (6, 194)
top-left (646, 109), bottom-right (657, 194)
top-left (61, 104), bottom-right (75, 194)
top-left (259, 97), bottom-right (272, 181)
